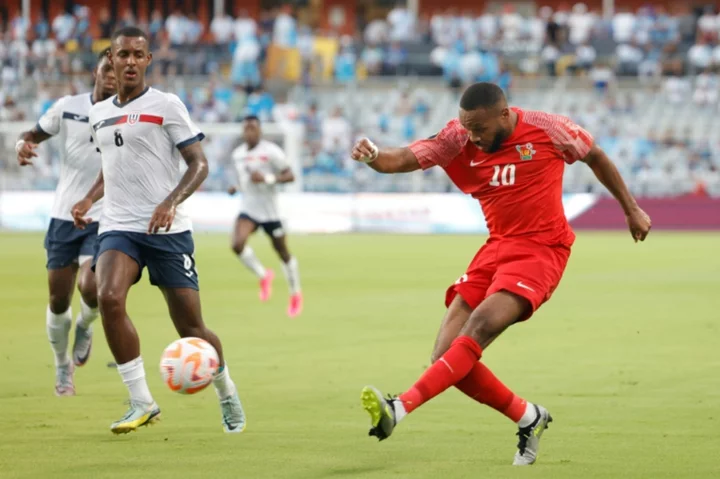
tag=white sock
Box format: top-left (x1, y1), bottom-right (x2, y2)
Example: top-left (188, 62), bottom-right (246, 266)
top-left (281, 256), bottom-right (301, 295)
top-left (212, 364), bottom-right (237, 400)
top-left (392, 399), bottom-right (407, 424)
top-left (46, 305), bottom-right (72, 367)
top-left (116, 356), bottom-right (154, 405)
top-left (517, 402), bottom-right (538, 428)
top-left (76, 297), bottom-right (99, 330)
top-left (238, 246), bottom-right (267, 279)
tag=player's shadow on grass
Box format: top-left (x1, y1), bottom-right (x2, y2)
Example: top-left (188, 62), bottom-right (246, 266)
top-left (315, 465), bottom-right (388, 477)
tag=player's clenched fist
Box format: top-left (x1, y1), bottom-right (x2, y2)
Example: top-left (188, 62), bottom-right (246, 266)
top-left (148, 200), bottom-right (177, 234)
top-left (351, 138), bottom-right (379, 163)
top-left (16, 140), bottom-right (39, 166)
top-left (626, 207), bottom-right (652, 243)
top-left (71, 198), bottom-right (94, 229)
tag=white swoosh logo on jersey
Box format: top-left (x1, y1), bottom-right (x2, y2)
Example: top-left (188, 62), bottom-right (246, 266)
top-left (73, 115), bottom-right (88, 121)
top-left (517, 281), bottom-right (535, 292)
top-left (470, 159), bottom-right (487, 167)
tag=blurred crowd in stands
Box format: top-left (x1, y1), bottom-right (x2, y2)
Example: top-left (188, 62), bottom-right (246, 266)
top-left (1, 3), bottom-right (720, 197)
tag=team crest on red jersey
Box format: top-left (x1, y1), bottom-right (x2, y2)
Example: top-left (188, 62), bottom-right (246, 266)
top-left (516, 143), bottom-right (536, 161)
top-left (128, 112), bottom-right (140, 125)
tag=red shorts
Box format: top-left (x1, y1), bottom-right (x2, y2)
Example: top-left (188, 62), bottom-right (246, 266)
top-left (445, 239), bottom-right (571, 321)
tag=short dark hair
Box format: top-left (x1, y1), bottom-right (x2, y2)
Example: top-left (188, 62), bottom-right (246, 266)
top-left (111, 26), bottom-right (149, 42)
top-left (97, 47), bottom-right (111, 61)
top-left (459, 82), bottom-right (506, 111)
top-left (243, 115), bottom-right (261, 124)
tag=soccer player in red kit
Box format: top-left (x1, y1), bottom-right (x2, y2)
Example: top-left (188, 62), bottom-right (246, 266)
top-left (351, 83), bottom-right (652, 465)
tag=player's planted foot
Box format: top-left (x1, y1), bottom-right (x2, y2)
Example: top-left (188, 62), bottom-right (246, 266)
top-left (361, 386), bottom-right (402, 441)
top-left (72, 325), bottom-right (93, 367)
top-left (259, 269), bottom-right (275, 302)
top-left (287, 292), bottom-right (303, 318)
top-left (55, 363), bottom-right (75, 396)
top-left (219, 391), bottom-right (246, 433)
top-left (110, 400), bottom-right (161, 434)
top-left (513, 404), bottom-right (552, 466)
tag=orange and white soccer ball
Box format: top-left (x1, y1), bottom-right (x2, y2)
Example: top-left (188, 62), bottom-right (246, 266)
top-left (160, 337), bottom-right (220, 395)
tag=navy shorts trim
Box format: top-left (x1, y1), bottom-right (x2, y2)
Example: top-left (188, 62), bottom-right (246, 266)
top-left (238, 213), bottom-right (285, 238)
top-left (92, 231), bottom-right (199, 290)
top-left (44, 219), bottom-right (99, 270)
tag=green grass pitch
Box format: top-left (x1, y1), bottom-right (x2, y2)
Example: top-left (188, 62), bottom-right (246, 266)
top-left (0, 231), bottom-right (718, 478)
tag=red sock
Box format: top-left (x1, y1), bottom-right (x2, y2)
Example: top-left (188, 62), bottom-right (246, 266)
top-left (399, 336), bottom-right (482, 413)
top-left (455, 362), bottom-right (527, 423)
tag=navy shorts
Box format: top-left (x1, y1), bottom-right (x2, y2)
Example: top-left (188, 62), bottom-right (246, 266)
top-left (92, 231), bottom-right (199, 290)
top-left (44, 218), bottom-right (99, 270)
top-left (238, 213), bottom-right (285, 238)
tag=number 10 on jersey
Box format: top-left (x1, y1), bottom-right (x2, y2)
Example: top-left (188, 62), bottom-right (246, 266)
top-left (489, 164), bottom-right (516, 186)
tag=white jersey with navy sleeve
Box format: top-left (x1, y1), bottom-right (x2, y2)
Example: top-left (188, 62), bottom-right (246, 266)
top-left (37, 93), bottom-right (103, 222)
top-left (231, 139), bottom-right (290, 222)
top-left (88, 87), bottom-right (204, 235)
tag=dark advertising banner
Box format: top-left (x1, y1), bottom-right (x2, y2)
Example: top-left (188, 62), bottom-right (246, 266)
top-left (571, 196), bottom-right (720, 230)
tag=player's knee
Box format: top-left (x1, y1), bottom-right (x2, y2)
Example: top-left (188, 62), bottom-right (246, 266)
top-left (77, 276), bottom-right (98, 307)
top-left (97, 287), bottom-right (125, 315)
top-left (48, 294), bottom-right (71, 314)
top-left (231, 241), bottom-right (246, 256)
top-left (465, 314), bottom-right (509, 347)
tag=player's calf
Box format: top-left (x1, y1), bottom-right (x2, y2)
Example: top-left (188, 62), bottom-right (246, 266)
top-left (74, 263), bottom-right (99, 366)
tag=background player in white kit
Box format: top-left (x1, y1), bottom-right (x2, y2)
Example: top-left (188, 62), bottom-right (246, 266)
top-left (71, 27), bottom-right (245, 434)
top-left (15, 49), bottom-right (117, 396)
top-left (228, 116), bottom-right (303, 318)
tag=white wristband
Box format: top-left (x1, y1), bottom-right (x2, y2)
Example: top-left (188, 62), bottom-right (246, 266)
top-left (264, 173), bottom-right (277, 185)
top-left (15, 139), bottom-right (26, 154)
top-left (359, 140), bottom-right (379, 164)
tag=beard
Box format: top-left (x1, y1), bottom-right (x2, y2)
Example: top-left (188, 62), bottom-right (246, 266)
top-left (475, 129), bottom-right (507, 153)
top-left (484, 133), bottom-right (505, 153)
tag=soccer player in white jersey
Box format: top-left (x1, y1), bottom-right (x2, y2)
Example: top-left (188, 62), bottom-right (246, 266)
top-left (70, 27), bottom-right (245, 434)
top-left (15, 49), bottom-right (116, 396)
top-left (228, 116), bottom-right (303, 318)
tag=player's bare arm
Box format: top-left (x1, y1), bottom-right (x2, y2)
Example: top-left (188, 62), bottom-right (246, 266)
top-left (16, 127), bottom-right (53, 166)
top-left (351, 138), bottom-right (421, 173)
top-left (582, 144), bottom-right (652, 242)
top-left (72, 170), bottom-right (105, 229)
top-left (148, 142), bottom-right (208, 234)
top-left (249, 167), bottom-right (295, 184)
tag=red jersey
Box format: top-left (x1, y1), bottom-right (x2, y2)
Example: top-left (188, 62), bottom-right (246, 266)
top-left (409, 108), bottom-right (594, 247)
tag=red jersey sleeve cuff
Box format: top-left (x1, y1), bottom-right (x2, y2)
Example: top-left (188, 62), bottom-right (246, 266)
top-left (409, 142), bottom-right (438, 170)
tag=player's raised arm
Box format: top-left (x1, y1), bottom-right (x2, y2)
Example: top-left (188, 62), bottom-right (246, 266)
top-left (581, 144), bottom-right (651, 242)
top-left (16, 97), bottom-right (67, 165)
top-left (16, 126), bottom-right (52, 165)
top-left (350, 138), bottom-right (421, 173)
top-left (351, 120), bottom-right (466, 174)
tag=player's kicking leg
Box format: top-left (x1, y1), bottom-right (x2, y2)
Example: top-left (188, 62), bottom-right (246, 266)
top-left (362, 296), bottom-right (551, 466)
top-left (95, 243), bottom-right (160, 434)
top-left (149, 234), bottom-right (246, 433)
top-left (161, 287), bottom-right (246, 433)
top-left (232, 214), bottom-right (274, 301)
top-left (268, 228), bottom-right (302, 318)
